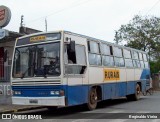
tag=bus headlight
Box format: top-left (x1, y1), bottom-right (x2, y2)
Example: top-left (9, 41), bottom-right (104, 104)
top-left (50, 90), bottom-right (64, 96)
top-left (50, 91), bottom-right (60, 95)
top-left (13, 91), bottom-right (21, 95)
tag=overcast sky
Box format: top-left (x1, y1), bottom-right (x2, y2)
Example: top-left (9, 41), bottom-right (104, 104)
top-left (1, 0), bottom-right (160, 42)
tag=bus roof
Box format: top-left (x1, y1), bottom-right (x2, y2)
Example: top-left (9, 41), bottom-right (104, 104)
top-left (64, 31), bottom-right (147, 54)
top-left (17, 30), bottom-right (147, 54)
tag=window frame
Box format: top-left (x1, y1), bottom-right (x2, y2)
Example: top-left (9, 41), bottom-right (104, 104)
top-left (64, 44), bottom-right (87, 75)
top-left (88, 40), bottom-right (102, 66)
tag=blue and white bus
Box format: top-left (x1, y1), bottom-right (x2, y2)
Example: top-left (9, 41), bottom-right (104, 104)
top-left (11, 30), bottom-right (150, 110)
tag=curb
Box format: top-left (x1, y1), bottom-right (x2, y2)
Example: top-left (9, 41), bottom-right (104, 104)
top-left (0, 106), bottom-right (45, 114)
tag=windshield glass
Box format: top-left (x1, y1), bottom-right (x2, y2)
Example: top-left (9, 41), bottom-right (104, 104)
top-left (13, 42), bottom-right (60, 78)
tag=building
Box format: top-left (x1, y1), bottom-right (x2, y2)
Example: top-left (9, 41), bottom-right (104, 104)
top-left (0, 31), bottom-right (23, 82)
top-left (0, 27), bottom-right (42, 82)
top-left (0, 5), bottom-right (42, 82)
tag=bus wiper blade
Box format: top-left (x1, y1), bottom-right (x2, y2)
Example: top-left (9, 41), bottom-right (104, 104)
top-left (21, 64), bottom-right (34, 79)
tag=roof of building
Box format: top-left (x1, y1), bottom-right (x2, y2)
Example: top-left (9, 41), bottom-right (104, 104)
top-left (0, 30), bottom-right (23, 43)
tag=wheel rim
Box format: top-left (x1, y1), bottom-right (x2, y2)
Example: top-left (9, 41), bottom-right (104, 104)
top-left (136, 85), bottom-right (141, 97)
top-left (90, 90), bottom-right (97, 104)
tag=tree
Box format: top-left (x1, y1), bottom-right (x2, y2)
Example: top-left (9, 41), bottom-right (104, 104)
top-left (114, 15), bottom-right (160, 73)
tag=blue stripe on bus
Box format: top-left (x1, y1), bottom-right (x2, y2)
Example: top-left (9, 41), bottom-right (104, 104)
top-left (140, 69), bottom-right (150, 79)
top-left (12, 85), bottom-right (68, 97)
top-left (12, 80), bottom-right (147, 106)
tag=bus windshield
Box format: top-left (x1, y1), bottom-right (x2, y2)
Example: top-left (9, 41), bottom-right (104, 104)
top-left (13, 42), bottom-right (60, 78)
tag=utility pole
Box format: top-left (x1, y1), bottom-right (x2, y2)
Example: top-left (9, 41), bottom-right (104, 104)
top-left (45, 18), bottom-right (47, 32)
top-left (115, 31), bottom-right (120, 44)
top-left (20, 15), bottom-right (24, 27)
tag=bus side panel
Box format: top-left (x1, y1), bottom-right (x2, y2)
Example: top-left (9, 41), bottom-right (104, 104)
top-left (103, 82), bottom-right (127, 100)
top-left (103, 83), bottom-right (112, 100)
top-left (140, 68), bottom-right (151, 90)
top-left (117, 82), bottom-right (127, 97)
top-left (67, 85), bottom-right (89, 106)
top-left (126, 68), bottom-right (135, 95)
top-left (117, 68), bottom-right (127, 97)
top-left (89, 67), bottom-right (103, 84)
top-left (141, 80), bottom-right (147, 92)
top-left (127, 81), bottom-right (136, 95)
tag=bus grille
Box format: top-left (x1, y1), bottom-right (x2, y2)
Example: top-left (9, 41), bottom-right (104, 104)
top-left (12, 80), bottom-right (61, 86)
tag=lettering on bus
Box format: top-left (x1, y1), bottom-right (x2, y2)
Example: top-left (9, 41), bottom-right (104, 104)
top-left (30, 35), bottom-right (46, 42)
top-left (104, 69), bottom-right (120, 81)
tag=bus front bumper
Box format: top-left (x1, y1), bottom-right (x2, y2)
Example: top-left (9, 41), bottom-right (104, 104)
top-left (12, 96), bottom-right (65, 106)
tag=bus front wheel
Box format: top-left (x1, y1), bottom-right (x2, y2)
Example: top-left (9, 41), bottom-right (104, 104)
top-left (87, 88), bottom-right (98, 110)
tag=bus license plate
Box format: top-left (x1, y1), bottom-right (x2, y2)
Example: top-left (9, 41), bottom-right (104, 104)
top-left (29, 99), bottom-right (38, 104)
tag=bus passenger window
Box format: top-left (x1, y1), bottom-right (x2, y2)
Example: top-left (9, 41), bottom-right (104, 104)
top-left (88, 40), bottom-right (101, 66)
top-left (115, 57), bottom-right (125, 67)
top-left (133, 60), bottom-right (140, 68)
top-left (125, 59), bottom-right (133, 67)
top-left (132, 51), bottom-right (139, 60)
top-left (140, 61), bottom-right (144, 68)
top-left (102, 55), bottom-right (114, 66)
top-left (89, 54), bottom-right (101, 65)
top-left (88, 41), bottom-right (100, 53)
top-left (143, 54), bottom-right (148, 61)
top-left (101, 44), bottom-right (110, 55)
top-left (67, 45), bottom-right (76, 64)
top-left (139, 53), bottom-right (143, 60)
top-left (113, 47), bottom-right (122, 57)
top-left (123, 49), bottom-right (131, 59)
top-left (65, 44), bottom-right (87, 75)
top-left (110, 46), bottom-right (113, 55)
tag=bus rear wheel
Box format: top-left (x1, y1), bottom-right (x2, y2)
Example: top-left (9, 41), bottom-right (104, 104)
top-left (134, 84), bottom-right (141, 100)
top-left (87, 88), bottom-right (98, 110)
top-left (127, 84), bottom-right (141, 101)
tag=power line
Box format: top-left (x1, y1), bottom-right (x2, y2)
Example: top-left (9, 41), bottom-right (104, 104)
top-left (145, 0), bottom-right (160, 15)
top-left (26, 0), bottom-right (93, 25)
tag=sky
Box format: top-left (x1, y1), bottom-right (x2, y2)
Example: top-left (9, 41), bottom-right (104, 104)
top-left (1, 0), bottom-right (160, 43)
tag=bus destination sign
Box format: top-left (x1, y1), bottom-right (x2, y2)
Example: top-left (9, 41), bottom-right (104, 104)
top-left (30, 35), bottom-right (46, 42)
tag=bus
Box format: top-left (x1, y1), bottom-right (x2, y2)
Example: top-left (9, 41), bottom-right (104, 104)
top-left (11, 30), bottom-right (151, 110)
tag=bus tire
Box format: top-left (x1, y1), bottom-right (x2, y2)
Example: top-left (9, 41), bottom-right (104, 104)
top-left (127, 84), bottom-right (141, 101)
top-left (134, 84), bottom-right (141, 100)
top-left (87, 88), bottom-right (98, 110)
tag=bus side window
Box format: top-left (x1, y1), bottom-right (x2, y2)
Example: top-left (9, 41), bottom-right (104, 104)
top-left (113, 46), bottom-right (124, 67)
top-left (101, 44), bottom-right (114, 67)
top-left (123, 49), bottom-right (133, 68)
top-left (143, 54), bottom-right (148, 61)
top-left (110, 46), bottom-right (113, 55)
top-left (65, 44), bottom-right (87, 74)
top-left (88, 41), bottom-right (101, 65)
top-left (67, 42), bottom-right (76, 64)
top-left (139, 52), bottom-right (143, 60)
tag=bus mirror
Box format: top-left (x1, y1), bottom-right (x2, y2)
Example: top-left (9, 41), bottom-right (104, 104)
top-left (4, 50), bottom-right (7, 62)
top-left (69, 41), bottom-right (75, 52)
top-left (64, 37), bottom-right (71, 44)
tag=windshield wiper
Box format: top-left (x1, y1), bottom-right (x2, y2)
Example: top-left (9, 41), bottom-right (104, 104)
top-left (21, 63), bottom-right (35, 79)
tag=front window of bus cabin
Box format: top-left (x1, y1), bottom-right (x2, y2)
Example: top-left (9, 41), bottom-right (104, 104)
top-left (13, 42), bottom-right (60, 78)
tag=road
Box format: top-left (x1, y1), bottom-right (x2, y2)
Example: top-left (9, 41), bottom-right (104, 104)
top-left (2, 91), bottom-right (160, 122)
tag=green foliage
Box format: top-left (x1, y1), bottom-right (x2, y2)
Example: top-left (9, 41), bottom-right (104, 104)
top-left (114, 15), bottom-right (160, 73)
top-left (150, 60), bottom-right (160, 74)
